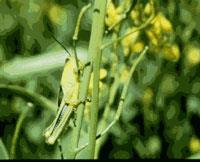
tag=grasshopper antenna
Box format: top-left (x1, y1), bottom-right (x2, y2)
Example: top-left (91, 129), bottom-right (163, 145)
top-left (49, 32), bottom-right (71, 56)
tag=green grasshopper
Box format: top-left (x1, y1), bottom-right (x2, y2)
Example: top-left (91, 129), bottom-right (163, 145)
top-left (44, 2), bottom-right (92, 147)
top-left (44, 55), bottom-right (86, 145)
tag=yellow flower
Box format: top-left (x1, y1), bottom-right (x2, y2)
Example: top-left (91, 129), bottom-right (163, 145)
top-left (121, 27), bottom-right (140, 56)
top-left (88, 68), bottom-right (107, 95)
top-left (99, 68), bottom-right (107, 80)
top-left (146, 12), bottom-right (173, 49)
top-left (151, 18), bottom-right (162, 36)
top-left (190, 137), bottom-right (200, 153)
top-left (105, 0), bottom-right (121, 28)
top-left (159, 14), bottom-right (173, 33)
top-left (48, 4), bottom-right (67, 25)
top-left (120, 67), bottom-right (129, 84)
top-left (143, 88), bottom-right (153, 106)
top-left (144, 2), bottom-right (152, 16)
top-left (152, 12), bottom-right (173, 33)
top-left (163, 44), bottom-right (180, 62)
top-left (116, 0), bottom-right (131, 13)
top-left (130, 9), bottom-right (140, 25)
top-left (123, 47), bottom-right (130, 56)
top-left (146, 30), bottom-right (159, 46)
top-left (131, 41), bottom-right (144, 53)
top-left (186, 47), bottom-right (200, 66)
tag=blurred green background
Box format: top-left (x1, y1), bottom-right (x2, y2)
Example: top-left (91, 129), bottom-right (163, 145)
top-left (0, 0), bottom-right (200, 159)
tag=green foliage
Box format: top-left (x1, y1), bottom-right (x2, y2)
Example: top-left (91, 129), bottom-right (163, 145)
top-left (0, 138), bottom-right (9, 159)
top-left (0, 0), bottom-right (200, 159)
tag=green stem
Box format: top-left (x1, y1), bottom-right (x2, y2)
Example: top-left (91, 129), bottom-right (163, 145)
top-left (10, 80), bottom-right (37, 159)
top-left (88, 0), bottom-right (107, 159)
top-left (10, 107), bottom-right (29, 159)
top-left (73, 3), bottom-right (92, 41)
top-left (72, 3), bottom-right (91, 75)
top-left (69, 0), bottom-right (107, 158)
top-left (95, 32), bottom-right (120, 158)
top-left (0, 84), bottom-right (56, 114)
top-left (94, 75), bottom-right (120, 158)
top-left (99, 46), bottom-right (149, 137)
top-left (69, 0), bottom-right (107, 159)
top-left (66, 3), bottom-right (92, 160)
top-left (69, 66), bottom-right (92, 159)
top-left (76, 47), bottom-right (148, 154)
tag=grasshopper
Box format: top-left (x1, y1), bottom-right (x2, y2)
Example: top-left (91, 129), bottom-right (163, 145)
top-left (44, 55), bottom-right (87, 145)
top-left (43, 2), bottom-right (92, 147)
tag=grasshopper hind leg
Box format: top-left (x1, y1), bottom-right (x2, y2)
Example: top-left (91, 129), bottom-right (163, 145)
top-left (58, 139), bottom-right (64, 159)
top-left (44, 104), bottom-right (73, 145)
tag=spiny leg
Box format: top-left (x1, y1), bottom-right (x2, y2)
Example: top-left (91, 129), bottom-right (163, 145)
top-left (66, 98), bottom-right (91, 127)
top-left (65, 98), bottom-right (91, 108)
top-left (58, 139), bottom-right (64, 159)
top-left (72, 108), bottom-right (77, 127)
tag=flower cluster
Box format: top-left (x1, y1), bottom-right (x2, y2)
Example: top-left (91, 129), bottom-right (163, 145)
top-left (106, 0), bottom-right (180, 62)
top-left (105, 0), bottom-right (131, 31)
top-left (190, 136), bottom-right (200, 153)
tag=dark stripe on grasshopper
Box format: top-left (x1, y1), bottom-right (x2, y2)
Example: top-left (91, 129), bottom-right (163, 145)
top-left (57, 86), bottom-right (63, 110)
top-left (44, 104), bottom-right (68, 139)
top-left (52, 105), bottom-right (68, 130)
top-left (45, 105), bottom-right (74, 144)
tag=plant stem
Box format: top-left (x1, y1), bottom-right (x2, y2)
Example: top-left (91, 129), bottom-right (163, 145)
top-left (65, 3), bottom-right (92, 160)
top-left (98, 46), bottom-right (149, 137)
top-left (94, 74), bottom-right (120, 158)
top-left (0, 84), bottom-right (56, 114)
top-left (88, 0), bottom-right (107, 159)
top-left (10, 107), bottom-right (29, 159)
top-left (69, 0), bottom-right (107, 158)
top-left (76, 47), bottom-right (148, 154)
top-left (95, 31), bottom-right (120, 158)
top-left (72, 3), bottom-right (92, 75)
top-left (73, 3), bottom-right (92, 41)
top-left (10, 80), bottom-right (37, 159)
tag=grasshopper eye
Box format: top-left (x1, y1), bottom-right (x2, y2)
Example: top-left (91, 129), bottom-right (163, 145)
top-left (65, 57), bottom-right (70, 63)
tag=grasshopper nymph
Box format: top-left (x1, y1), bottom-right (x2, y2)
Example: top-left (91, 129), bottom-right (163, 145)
top-left (44, 56), bottom-right (86, 145)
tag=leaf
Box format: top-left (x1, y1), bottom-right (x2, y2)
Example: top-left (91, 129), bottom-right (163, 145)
top-left (187, 153), bottom-right (200, 159)
top-left (0, 138), bottom-right (9, 159)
